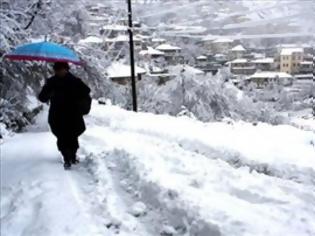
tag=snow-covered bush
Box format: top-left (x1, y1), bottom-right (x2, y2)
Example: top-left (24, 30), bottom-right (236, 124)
top-left (138, 66), bottom-right (282, 123)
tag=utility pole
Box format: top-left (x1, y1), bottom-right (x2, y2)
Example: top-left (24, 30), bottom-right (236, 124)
top-left (127, 0), bottom-right (137, 112)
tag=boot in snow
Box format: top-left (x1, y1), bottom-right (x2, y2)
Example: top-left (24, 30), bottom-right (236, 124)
top-left (64, 162), bottom-right (71, 170)
top-left (71, 158), bottom-right (80, 165)
top-left (61, 149), bottom-right (72, 169)
top-left (70, 149), bottom-right (79, 164)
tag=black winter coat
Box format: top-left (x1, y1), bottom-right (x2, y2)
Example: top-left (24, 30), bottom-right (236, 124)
top-left (38, 73), bottom-right (91, 137)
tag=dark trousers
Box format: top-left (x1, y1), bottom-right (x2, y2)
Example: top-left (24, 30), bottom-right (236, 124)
top-left (56, 135), bottom-right (79, 163)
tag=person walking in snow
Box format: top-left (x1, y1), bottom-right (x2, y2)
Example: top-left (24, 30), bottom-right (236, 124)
top-left (38, 62), bottom-right (91, 170)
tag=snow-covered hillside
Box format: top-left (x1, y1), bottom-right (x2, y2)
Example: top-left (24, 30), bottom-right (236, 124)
top-left (134, 0), bottom-right (315, 35)
top-left (1, 102), bottom-right (315, 236)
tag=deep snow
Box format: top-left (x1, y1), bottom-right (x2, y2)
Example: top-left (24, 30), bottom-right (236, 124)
top-left (1, 102), bottom-right (315, 236)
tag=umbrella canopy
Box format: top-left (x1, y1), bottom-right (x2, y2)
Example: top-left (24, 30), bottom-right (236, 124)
top-left (5, 42), bottom-right (82, 65)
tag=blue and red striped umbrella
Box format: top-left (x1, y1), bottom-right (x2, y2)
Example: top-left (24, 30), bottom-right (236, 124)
top-left (5, 41), bottom-right (82, 65)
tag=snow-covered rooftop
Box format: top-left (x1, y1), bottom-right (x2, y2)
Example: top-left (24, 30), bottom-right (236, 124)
top-left (252, 58), bottom-right (274, 64)
top-left (196, 55), bottom-right (207, 60)
top-left (295, 74), bottom-right (313, 78)
top-left (252, 53), bottom-right (266, 59)
top-left (299, 61), bottom-right (313, 65)
top-left (107, 63), bottom-right (146, 78)
top-left (182, 65), bottom-right (204, 75)
top-left (156, 44), bottom-right (181, 51)
top-left (277, 43), bottom-right (312, 49)
top-left (231, 58), bottom-right (248, 64)
top-left (102, 24), bottom-right (128, 31)
top-left (214, 54), bottom-right (227, 58)
top-left (148, 73), bottom-right (171, 77)
top-left (281, 48), bottom-right (304, 56)
top-left (135, 34), bottom-right (151, 40)
top-left (230, 45), bottom-right (246, 51)
top-left (105, 35), bottom-right (141, 43)
top-left (249, 72), bottom-right (292, 79)
top-left (212, 38), bottom-right (234, 43)
top-left (139, 47), bottom-right (165, 56)
top-left (152, 38), bottom-right (166, 43)
top-left (78, 36), bottom-right (103, 44)
top-left (105, 35), bottom-right (128, 42)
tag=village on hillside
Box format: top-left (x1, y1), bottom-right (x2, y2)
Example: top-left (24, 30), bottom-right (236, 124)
top-left (65, 2), bottom-right (315, 99)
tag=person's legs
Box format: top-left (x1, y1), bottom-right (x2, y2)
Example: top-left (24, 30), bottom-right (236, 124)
top-left (69, 135), bottom-right (79, 164)
top-left (56, 134), bottom-right (80, 168)
top-left (57, 136), bottom-right (72, 167)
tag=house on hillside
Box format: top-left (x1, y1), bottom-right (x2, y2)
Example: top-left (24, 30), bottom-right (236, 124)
top-left (229, 44), bottom-right (246, 59)
top-left (155, 44), bottom-right (183, 64)
top-left (100, 25), bottom-right (128, 38)
top-left (78, 36), bottom-right (103, 46)
top-left (214, 54), bottom-right (228, 65)
top-left (280, 48), bottom-right (304, 75)
top-left (303, 53), bottom-right (314, 63)
top-left (146, 66), bottom-right (174, 85)
top-left (195, 55), bottom-right (208, 67)
top-left (298, 61), bottom-right (313, 74)
top-left (252, 58), bottom-right (275, 71)
top-left (230, 58), bottom-right (256, 75)
top-left (245, 72), bottom-right (293, 88)
top-left (208, 38), bottom-right (235, 54)
top-left (151, 38), bottom-right (167, 47)
top-left (106, 63), bottom-right (146, 85)
top-left (194, 55), bottom-right (222, 75)
top-left (104, 35), bottom-right (142, 51)
top-left (135, 34), bottom-right (151, 46)
top-left (139, 47), bottom-right (165, 59)
top-left (277, 44), bottom-right (313, 55)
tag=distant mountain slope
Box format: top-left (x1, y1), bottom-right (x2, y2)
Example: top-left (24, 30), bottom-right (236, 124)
top-left (132, 0), bottom-right (315, 35)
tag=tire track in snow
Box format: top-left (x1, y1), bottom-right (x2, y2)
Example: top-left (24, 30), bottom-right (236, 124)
top-left (98, 150), bottom-right (222, 236)
top-left (78, 146), bottom-right (154, 236)
top-left (81, 134), bottom-right (229, 236)
top-left (65, 172), bottom-right (103, 236)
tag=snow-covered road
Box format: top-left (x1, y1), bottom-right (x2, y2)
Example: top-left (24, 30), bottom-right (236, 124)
top-left (1, 103), bottom-right (315, 236)
top-left (1, 132), bottom-right (107, 236)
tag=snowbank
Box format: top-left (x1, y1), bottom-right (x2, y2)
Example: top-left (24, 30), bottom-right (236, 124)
top-left (82, 103), bottom-right (315, 236)
top-left (88, 103), bottom-right (315, 178)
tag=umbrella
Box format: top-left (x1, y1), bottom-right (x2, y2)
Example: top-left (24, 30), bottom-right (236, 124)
top-left (5, 41), bottom-right (82, 65)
